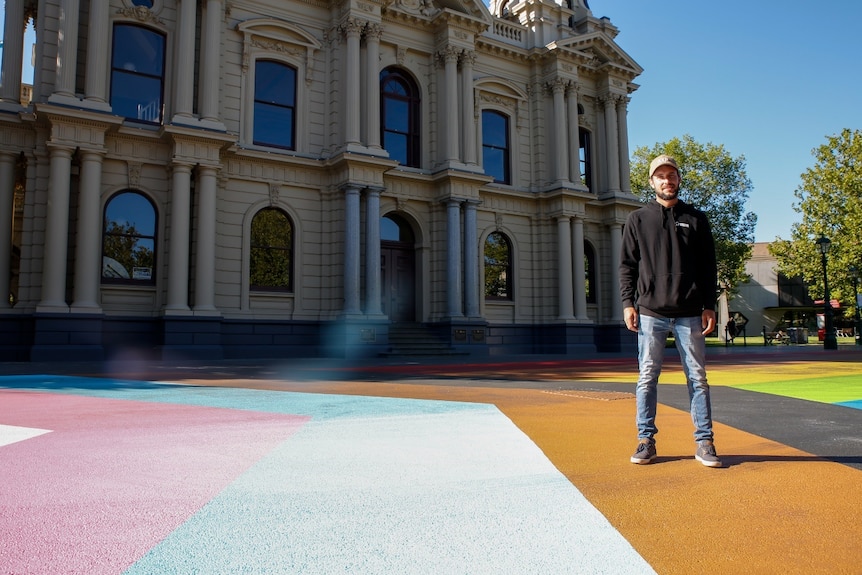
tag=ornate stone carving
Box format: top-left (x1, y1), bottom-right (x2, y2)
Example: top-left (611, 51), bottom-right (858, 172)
top-left (127, 161), bottom-right (142, 188)
top-left (116, 6), bottom-right (164, 26)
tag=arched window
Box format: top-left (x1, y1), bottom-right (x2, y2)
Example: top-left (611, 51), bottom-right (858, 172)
top-left (484, 231), bottom-right (512, 300)
top-left (102, 191), bottom-right (157, 284)
top-left (380, 68), bottom-right (421, 168)
top-left (579, 128), bottom-right (592, 190)
top-left (482, 110), bottom-right (511, 184)
top-left (250, 208), bottom-right (293, 291)
top-left (110, 24), bottom-right (166, 124)
top-left (585, 242), bottom-right (597, 303)
top-left (381, 214), bottom-right (415, 243)
top-left (254, 60), bottom-right (297, 149)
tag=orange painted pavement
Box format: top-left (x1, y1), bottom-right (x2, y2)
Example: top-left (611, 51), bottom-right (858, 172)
top-left (185, 377), bottom-right (862, 575)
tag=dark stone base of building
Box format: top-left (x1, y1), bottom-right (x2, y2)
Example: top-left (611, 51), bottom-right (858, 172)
top-left (0, 313), bottom-right (633, 362)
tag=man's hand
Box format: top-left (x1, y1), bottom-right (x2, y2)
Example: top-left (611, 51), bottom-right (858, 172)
top-left (624, 306), bottom-right (638, 332)
top-left (702, 309), bottom-right (716, 335)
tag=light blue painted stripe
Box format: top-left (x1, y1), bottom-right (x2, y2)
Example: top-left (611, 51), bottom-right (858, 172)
top-left (0, 375), bottom-right (489, 420)
top-left (837, 399), bottom-right (862, 410)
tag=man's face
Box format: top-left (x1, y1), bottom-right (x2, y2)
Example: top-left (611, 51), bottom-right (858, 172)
top-left (650, 165), bottom-right (680, 202)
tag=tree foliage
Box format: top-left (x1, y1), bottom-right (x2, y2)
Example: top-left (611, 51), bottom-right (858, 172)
top-left (250, 208), bottom-right (293, 290)
top-left (103, 222), bottom-right (154, 280)
top-left (630, 135), bottom-right (757, 294)
top-left (769, 129), bottom-right (862, 315)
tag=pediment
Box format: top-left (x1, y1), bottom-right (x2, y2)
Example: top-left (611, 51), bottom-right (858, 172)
top-left (384, 0), bottom-right (491, 23)
top-left (555, 32), bottom-right (642, 76)
top-left (236, 18), bottom-right (322, 51)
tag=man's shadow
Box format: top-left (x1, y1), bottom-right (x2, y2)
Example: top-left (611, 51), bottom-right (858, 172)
top-left (653, 454), bottom-right (862, 470)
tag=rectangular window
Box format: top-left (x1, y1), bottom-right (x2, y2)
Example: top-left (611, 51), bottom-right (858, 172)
top-left (110, 25), bottom-right (165, 124)
top-left (482, 111), bottom-right (510, 184)
top-left (253, 61), bottom-right (297, 149)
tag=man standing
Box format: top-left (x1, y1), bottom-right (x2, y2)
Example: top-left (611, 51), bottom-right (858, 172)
top-left (619, 154), bottom-right (721, 468)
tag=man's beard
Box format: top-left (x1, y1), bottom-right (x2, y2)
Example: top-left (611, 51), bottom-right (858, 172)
top-left (656, 188), bottom-right (678, 202)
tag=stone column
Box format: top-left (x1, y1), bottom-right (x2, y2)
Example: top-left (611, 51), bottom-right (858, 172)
top-left (166, 163), bottom-right (193, 311)
top-left (343, 19), bottom-right (363, 146)
top-left (343, 185), bottom-right (362, 315)
top-left (0, 152), bottom-right (15, 307)
top-left (364, 24), bottom-right (382, 150)
top-left (0, 0), bottom-right (25, 104)
top-left (173, 0), bottom-right (197, 120)
top-left (461, 51), bottom-right (477, 165)
top-left (38, 145), bottom-right (75, 311)
top-left (446, 199), bottom-right (463, 317)
top-left (193, 166), bottom-right (218, 312)
top-left (617, 95), bottom-right (632, 194)
top-left (557, 216), bottom-right (574, 320)
top-left (609, 223), bottom-right (623, 321)
top-left (200, 0), bottom-right (222, 123)
top-left (567, 83), bottom-right (582, 186)
top-left (84, 0), bottom-right (109, 105)
top-left (442, 46), bottom-right (460, 162)
top-left (551, 79), bottom-right (568, 183)
top-left (463, 200), bottom-right (479, 317)
top-left (53, 0), bottom-right (80, 99)
top-left (71, 151), bottom-right (105, 311)
top-left (572, 217), bottom-right (588, 320)
top-left (602, 95), bottom-right (621, 194)
top-left (364, 188), bottom-right (383, 315)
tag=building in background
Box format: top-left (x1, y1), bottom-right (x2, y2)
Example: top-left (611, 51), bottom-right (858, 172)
top-left (729, 243), bottom-right (825, 342)
top-left (0, 0), bottom-right (643, 361)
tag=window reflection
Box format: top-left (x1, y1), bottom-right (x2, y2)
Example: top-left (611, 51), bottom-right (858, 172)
top-left (254, 60), bottom-right (297, 149)
top-left (482, 111), bottom-right (510, 184)
top-left (102, 191), bottom-right (157, 283)
top-left (250, 208), bottom-right (293, 290)
top-left (110, 24), bottom-right (165, 123)
top-left (484, 231), bottom-right (512, 299)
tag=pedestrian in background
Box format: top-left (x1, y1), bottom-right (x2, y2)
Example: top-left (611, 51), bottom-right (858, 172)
top-left (619, 154), bottom-right (722, 468)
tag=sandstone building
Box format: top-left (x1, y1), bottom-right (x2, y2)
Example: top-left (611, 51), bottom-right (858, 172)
top-left (0, 0), bottom-right (642, 361)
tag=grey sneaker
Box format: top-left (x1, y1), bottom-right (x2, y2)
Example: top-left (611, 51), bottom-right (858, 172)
top-left (695, 440), bottom-right (722, 468)
top-left (630, 440), bottom-right (657, 464)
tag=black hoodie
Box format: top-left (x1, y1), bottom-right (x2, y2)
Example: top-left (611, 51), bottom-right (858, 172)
top-left (619, 199), bottom-right (717, 318)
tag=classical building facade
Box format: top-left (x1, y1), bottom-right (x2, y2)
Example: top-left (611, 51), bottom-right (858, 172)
top-left (0, 0), bottom-right (643, 361)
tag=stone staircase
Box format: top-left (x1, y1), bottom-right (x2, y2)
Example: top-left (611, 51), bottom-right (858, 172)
top-left (382, 322), bottom-right (467, 357)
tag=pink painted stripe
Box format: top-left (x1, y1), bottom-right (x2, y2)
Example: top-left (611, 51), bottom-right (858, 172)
top-left (0, 390), bottom-right (309, 575)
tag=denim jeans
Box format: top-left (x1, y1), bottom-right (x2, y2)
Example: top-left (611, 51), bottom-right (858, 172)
top-left (636, 314), bottom-right (714, 443)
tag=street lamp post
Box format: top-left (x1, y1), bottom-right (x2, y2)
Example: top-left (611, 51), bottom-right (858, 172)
top-left (816, 236), bottom-right (838, 350)
top-left (850, 265), bottom-right (861, 346)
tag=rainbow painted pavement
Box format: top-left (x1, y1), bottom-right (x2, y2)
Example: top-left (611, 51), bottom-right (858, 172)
top-left (2, 347), bottom-right (861, 574)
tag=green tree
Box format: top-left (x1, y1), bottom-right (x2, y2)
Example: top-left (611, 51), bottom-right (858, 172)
top-left (484, 232), bottom-right (511, 298)
top-left (630, 135), bottom-right (757, 294)
top-left (103, 222), bottom-right (154, 279)
top-left (250, 208), bottom-right (293, 289)
top-left (769, 129), bottom-right (862, 316)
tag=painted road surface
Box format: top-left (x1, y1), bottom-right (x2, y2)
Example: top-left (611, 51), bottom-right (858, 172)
top-left (0, 377), bottom-right (655, 575)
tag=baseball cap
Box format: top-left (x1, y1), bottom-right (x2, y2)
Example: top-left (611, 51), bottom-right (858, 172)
top-left (649, 154), bottom-right (679, 178)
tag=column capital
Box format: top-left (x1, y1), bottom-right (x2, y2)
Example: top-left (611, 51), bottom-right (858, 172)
top-left (547, 77), bottom-right (570, 94)
top-left (364, 22), bottom-right (384, 40)
top-left (340, 17), bottom-right (366, 37)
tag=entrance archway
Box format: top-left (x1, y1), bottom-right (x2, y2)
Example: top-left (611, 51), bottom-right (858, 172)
top-left (380, 214), bottom-right (416, 322)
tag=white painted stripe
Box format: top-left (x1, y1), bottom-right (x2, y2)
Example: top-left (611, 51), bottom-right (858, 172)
top-left (0, 424), bottom-right (52, 447)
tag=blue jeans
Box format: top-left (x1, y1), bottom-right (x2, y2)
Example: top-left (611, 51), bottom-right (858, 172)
top-left (636, 314), bottom-right (714, 443)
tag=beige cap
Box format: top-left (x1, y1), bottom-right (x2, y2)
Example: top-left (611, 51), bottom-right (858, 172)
top-left (649, 154), bottom-right (680, 178)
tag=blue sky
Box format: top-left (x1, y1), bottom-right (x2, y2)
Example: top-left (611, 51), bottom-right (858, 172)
top-left (596, 0), bottom-right (862, 242)
top-left (6, 2), bottom-right (861, 242)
